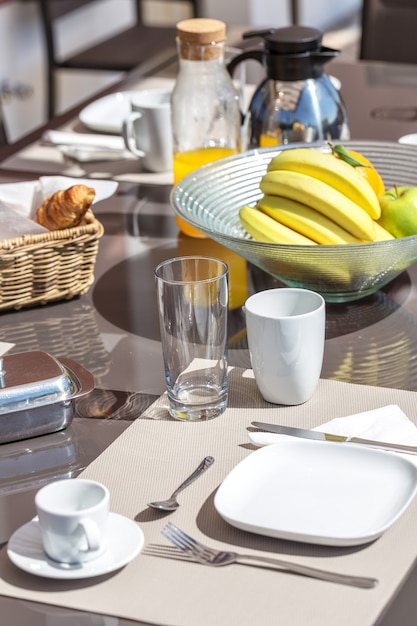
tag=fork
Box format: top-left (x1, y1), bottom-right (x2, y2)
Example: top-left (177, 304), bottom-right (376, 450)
top-left (161, 523), bottom-right (378, 588)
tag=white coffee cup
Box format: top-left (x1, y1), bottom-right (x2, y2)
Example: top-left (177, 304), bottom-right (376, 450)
top-left (122, 88), bottom-right (173, 172)
top-left (35, 479), bottom-right (110, 564)
top-left (245, 288), bottom-right (325, 405)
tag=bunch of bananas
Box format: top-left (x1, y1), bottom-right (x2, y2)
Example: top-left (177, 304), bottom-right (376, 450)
top-left (239, 148), bottom-right (394, 245)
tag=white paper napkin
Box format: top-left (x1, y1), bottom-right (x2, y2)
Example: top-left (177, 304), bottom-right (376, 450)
top-left (0, 342), bottom-right (15, 356)
top-left (0, 176), bottom-right (118, 220)
top-left (42, 130), bottom-right (135, 162)
top-left (42, 130), bottom-right (126, 151)
top-left (249, 405), bottom-right (417, 456)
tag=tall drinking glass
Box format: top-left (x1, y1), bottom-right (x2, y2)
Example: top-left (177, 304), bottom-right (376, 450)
top-left (155, 256), bottom-right (229, 421)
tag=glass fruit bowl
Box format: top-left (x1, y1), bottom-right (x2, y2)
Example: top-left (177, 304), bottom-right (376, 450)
top-left (170, 140), bottom-right (417, 303)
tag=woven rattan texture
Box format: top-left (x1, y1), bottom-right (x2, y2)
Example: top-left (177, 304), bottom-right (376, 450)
top-left (0, 219), bottom-right (103, 311)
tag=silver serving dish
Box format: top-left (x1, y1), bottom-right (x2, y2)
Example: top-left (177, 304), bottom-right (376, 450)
top-left (0, 350), bottom-right (94, 444)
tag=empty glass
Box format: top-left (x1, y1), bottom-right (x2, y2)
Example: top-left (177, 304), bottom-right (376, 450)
top-left (155, 256), bottom-right (229, 421)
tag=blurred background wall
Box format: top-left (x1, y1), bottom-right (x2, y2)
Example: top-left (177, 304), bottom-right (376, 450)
top-left (0, 0), bottom-right (361, 142)
top-left (203, 0), bottom-right (361, 30)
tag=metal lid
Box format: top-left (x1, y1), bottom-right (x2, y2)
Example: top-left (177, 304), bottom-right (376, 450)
top-left (0, 351), bottom-right (88, 415)
top-left (258, 26), bottom-right (323, 54)
top-left (240, 25), bottom-right (340, 80)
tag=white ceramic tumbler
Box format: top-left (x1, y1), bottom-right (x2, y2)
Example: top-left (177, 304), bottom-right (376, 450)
top-left (245, 288), bottom-right (325, 405)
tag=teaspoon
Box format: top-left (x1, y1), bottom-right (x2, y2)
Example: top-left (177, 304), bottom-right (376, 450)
top-left (148, 456), bottom-right (215, 511)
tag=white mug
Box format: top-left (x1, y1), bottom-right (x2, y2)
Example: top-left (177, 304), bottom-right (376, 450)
top-left (245, 288), bottom-right (325, 405)
top-left (35, 478), bottom-right (110, 564)
top-left (122, 88), bottom-right (173, 172)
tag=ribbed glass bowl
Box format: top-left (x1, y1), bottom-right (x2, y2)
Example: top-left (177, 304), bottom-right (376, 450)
top-left (171, 140), bottom-right (417, 303)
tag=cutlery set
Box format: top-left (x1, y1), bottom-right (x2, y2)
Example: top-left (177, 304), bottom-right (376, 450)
top-left (8, 417), bottom-right (404, 587)
top-left (149, 420), bottom-right (417, 587)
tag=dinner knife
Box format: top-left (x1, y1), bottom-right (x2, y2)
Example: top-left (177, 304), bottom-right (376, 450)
top-left (251, 422), bottom-right (417, 455)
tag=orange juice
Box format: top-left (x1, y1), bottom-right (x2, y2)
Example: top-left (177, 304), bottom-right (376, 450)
top-left (177, 233), bottom-right (248, 310)
top-left (173, 146), bottom-right (238, 238)
top-left (260, 123), bottom-right (307, 147)
top-left (259, 133), bottom-right (280, 147)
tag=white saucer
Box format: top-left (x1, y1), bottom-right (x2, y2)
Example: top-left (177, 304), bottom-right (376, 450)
top-left (398, 133), bottom-right (417, 145)
top-left (79, 92), bottom-right (134, 134)
top-left (7, 512), bottom-right (144, 579)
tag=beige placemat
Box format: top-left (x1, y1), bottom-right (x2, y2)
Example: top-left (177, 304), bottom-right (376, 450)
top-left (1, 369), bottom-right (417, 625)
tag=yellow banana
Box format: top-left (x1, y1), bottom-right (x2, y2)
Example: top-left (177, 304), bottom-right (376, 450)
top-left (267, 148), bottom-right (381, 220)
top-left (239, 205), bottom-right (316, 245)
top-left (373, 221), bottom-right (395, 241)
top-left (257, 195), bottom-right (361, 245)
top-left (260, 169), bottom-right (376, 241)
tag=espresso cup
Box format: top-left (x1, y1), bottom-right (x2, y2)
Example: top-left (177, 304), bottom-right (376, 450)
top-left (35, 478), bottom-right (110, 564)
top-left (245, 288), bottom-right (325, 405)
top-left (122, 88), bottom-right (173, 172)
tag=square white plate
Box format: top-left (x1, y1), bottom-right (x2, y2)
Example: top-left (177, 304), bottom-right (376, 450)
top-left (214, 439), bottom-right (417, 546)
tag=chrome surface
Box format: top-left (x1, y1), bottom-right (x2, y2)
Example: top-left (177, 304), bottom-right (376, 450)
top-left (228, 26), bottom-right (349, 147)
top-left (0, 351), bottom-right (76, 413)
top-left (0, 352), bottom-right (95, 444)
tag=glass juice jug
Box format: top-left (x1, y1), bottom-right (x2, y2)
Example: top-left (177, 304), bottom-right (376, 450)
top-left (171, 18), bottom-right (241, 238)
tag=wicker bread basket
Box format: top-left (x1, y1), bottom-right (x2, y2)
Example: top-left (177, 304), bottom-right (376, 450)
top-left (0, 218), bottom-right (104, 311)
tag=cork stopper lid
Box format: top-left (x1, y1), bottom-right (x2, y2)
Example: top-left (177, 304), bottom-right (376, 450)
top-left (176, 18), bottom-right (226, 45)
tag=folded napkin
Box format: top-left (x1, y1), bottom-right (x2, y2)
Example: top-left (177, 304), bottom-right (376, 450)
top-left (0, 342), bottom-right (14, 356)
top-left (42, 130), bottom-right (126, 151)
top-left (0, 176), bottom-right (118, 221)
top-left (42, 130), bottom-right (135, 162)
top-left (249, 405), bottom-right (417, 458)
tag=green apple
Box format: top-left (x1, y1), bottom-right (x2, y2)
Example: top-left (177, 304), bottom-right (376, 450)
top-left (378, 186), bottom-right (417, 238)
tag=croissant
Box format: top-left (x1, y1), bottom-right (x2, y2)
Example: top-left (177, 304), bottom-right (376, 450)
top-left (36, 184), bottom-right (96, 230)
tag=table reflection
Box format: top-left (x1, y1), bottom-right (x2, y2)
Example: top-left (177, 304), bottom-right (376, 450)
top-left (1, 55), bottom-right (417, 626)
